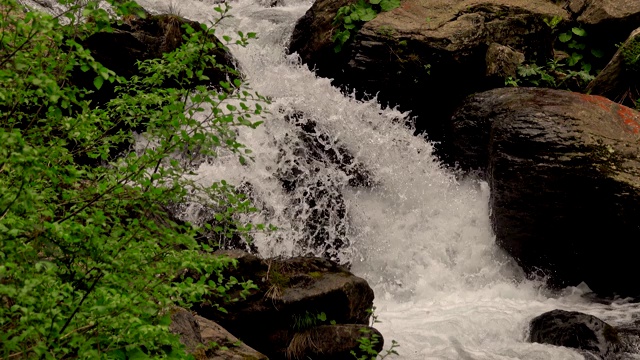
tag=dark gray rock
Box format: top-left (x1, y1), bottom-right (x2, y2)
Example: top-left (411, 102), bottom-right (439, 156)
top-left (529, 309), bottom-right (621, 359)
top-left (450, 87), bottom-right (640, 296)
top-left (286, 324), bottom-right (383, 360)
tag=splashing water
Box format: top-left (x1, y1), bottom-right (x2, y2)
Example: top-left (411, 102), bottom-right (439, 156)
top-left (133, 0), bottom-right (640, 358)
top-left (23, 0), bottom-right (640, 358)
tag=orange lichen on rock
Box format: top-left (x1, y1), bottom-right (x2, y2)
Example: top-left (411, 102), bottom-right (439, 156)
top-left (615, 104), bottom-right (640, 134)
top-left (579, 93), bottom-right (612, 112)
top-left (578, 93), bottom-right (640, 134)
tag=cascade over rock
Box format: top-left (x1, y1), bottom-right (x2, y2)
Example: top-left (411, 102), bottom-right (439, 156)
top-left (192, 250), bottom-right (380, 359)
top-left (450, 87), bottom-right (640, 296)
top-left (288, 0), bottom-right (565, 150)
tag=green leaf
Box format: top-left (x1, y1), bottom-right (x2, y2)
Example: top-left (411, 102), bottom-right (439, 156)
top-left (568, 52), bottom-right (583, 66)
top-left (558, 32), bottom-right (572, 43)
top-left (591, 48), bottom-right (604, 58)
top-left (93, 76), bottom-right (104, 90)
top-left (380, 0), bottom-right (401, 12)
top-left (571, 27), bottom-right (587, 37)
top-left (317, 312), bottom-right (327, 321)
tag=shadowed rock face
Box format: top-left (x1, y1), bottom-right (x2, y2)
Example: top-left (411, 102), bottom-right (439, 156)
top-left (289, 0), bottom-right (565, 153)
top-left (450, 87), bottom-right (640, 296)
top-left (169, 307), bottom-right (268, 360)
top-left (76, 14), bottom-right (237, 107)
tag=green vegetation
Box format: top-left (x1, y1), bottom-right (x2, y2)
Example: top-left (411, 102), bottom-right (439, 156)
top-left (332, 0), bottom-right (401, 53)
top-left (290, 310), bottom-right (328, 331)
top-left (507, 24), bottom-right (604, 91)
top-left (0, 0), bottom-right (268, 358)
top-left (618, 36), bottom-right (640, 74)
top-left (352, 308), bottom-right (399, 360)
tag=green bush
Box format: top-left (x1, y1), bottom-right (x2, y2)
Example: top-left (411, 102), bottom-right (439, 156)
top-left (332, 0), bottom-right (401, 53)
top-left (507, 25), bottom-right (603, 91)
top-left (0, 0), bottom-right (267, 358)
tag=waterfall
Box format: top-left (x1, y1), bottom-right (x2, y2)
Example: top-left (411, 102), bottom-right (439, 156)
top-left (23, 0), bottom-right (640, 358)
top-left (134, 1), bottom-right (640, 359)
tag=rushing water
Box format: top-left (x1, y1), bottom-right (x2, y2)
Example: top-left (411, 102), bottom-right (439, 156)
top-left (21, 0), bottom-right (640, 358)
top-left (133, 0), bottom-right (640, 359)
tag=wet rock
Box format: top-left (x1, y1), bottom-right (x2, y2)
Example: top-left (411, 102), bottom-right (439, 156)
top-left (276, 139), bottom-right (350, 263)
top-left (529, 309), bottom-right (621, 359)
top-left (286, 324), bottom-right (383, 360)
top-left (485, 42), bottom-right (525, 84)
top-left (193, 250), bottom-right (376, 359)
top-left (587, 27), bottom-right (640, 109)
top-left (169, 307), bottom-right (268, 360)
top-left (289, 0), bottom-right (565, 151)
top-left (283, 111), bottom-right (374, 189)
top-left (450, 87), bottom-right (640, 296)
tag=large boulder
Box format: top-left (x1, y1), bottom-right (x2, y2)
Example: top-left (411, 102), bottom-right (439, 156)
top-left (192, 250), bottom-right (379, 359)
top-left (75, 13), bottom-right (237, 106)
top-left (289, 0), bottom-right (566, 150)
top-left (529, 309), bottom-right (621, 359)
top-left (169, 307), bottom-right (268, 360)
top-left (450, 87), bottom-right (640, 296)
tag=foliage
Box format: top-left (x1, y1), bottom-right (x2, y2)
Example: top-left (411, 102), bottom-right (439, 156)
top-left (290, 310), bottom-right (329, 331)
top-left (507, 24), bottom-right (603, 91)
top-left (351, 308), bottom-right (399, 360)
top-left (332, 0), bottom-right (401, 53)
top-left (0, 0), bottom-right (268, 358)
top-left (618, 36), bottom-right (640, 74)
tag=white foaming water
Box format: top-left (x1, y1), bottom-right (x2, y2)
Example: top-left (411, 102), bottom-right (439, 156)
top-left (33, 0), bottom-right (640, 357)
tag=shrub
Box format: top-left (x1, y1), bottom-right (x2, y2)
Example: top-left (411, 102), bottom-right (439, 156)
top-left (0, 0), bottom-right (267, 358)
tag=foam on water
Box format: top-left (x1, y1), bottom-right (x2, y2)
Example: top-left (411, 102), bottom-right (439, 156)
top-left (23, 0), bottom-right (640, 358)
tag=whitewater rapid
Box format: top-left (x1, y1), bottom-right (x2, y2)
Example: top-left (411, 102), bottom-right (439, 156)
top-left (76, 0), bottom-right (640, 358)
